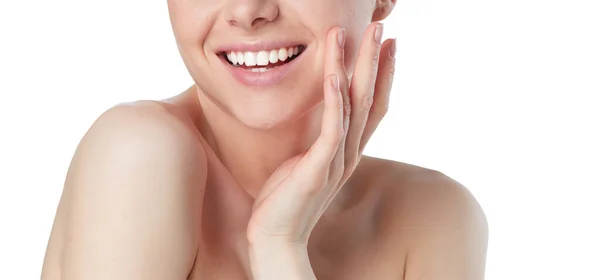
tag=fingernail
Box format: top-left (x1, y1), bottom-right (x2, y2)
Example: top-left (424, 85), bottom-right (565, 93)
top-left (337, 28), bottom-right (346, 49)
top-left (390, 38), bottom-right (396, 58)
top-left (374, 23), bottom-right (383, 45)
top-left (331, 75), bottom-right (340, 92)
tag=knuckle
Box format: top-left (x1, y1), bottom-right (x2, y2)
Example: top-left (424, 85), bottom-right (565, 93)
top-left (363, 93), bottom-right (374, 112)
top-left (373, 52), bottom-right (380, 67)
top-left (388, 65), bottom-right (396, 79)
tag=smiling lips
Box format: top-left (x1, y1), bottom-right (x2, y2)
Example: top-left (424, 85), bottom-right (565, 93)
top-left (224, 45), bottom-right (304, 70)
top-left (218, 44), bottom-right (306, 87)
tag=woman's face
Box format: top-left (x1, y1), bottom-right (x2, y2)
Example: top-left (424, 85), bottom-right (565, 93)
top-left (167, 0), bottom-right (392, 129)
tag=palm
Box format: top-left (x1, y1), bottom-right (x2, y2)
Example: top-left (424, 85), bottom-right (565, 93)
top-left (249, 153), bottom-right (308, 238)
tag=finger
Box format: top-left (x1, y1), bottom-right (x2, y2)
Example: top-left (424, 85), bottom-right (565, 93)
top-left (358, 38), bottom-right (396, 154)
top-left (317, 26), bottom-right (378, 216)
top-left (344, 22), bottom-right (384, 175)
top-left (299, 27), bottom-right (350, 172)
top-left (324, 27), bottom-right (350, 137)
top-left (325, 27), bottom-right (351, 177)
top-left (324, 27), bottom-right (349, 94)
top-left (296, 74), bottom-right (344, 176)
top-left (295, 28), bottom-right (348, 198)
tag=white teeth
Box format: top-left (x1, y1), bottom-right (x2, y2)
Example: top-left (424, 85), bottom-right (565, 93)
top-left (226, 46), bottom-right (303, 67)
top-left (228, 51), bottom-right (237, 64)
top-left (251, 67), bottom-right (269, 73)
top-left (256, 51), bottom-right (269, 66)
top-left (244, 52), bottom-right (257, 66)
top-left (269, 50), bottom-right (279, 64)
top-left (278, 48), bottom-right (288, 61)
top-left (236, 52), bottom-right (244, 65)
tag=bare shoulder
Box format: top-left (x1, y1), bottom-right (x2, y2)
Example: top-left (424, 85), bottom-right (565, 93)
top-left (41, 101), bottom-right (207, 280)
top-left (358, 156), bottom-right (488, 280)
top-left (87, 100), bottom-right (201, 143)
top-left (71, 100), bottom-right (207, 186)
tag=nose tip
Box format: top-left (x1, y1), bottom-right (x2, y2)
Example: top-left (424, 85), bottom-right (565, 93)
top-left (226, 2), bottom-right (279, 30)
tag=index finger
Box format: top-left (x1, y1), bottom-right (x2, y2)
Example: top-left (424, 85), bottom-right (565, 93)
top-left (324, 27), bottom-right (351, 137)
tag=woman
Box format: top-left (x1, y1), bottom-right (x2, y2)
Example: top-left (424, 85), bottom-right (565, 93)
top-left (41, 0), bottom-right (488, 279)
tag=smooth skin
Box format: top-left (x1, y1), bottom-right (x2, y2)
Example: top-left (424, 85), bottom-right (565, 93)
top-left (41, 0), bottom-right (488, 279)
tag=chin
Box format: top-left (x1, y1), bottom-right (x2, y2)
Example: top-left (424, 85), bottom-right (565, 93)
top-left (232, 99), bottom-right (314, 130)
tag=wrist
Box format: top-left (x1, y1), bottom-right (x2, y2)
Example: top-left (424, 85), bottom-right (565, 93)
top-left (248, 240), bottom-right (316, 280)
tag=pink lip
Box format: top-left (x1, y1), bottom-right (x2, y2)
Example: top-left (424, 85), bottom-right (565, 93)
top-left (218, 47), bottom-right (307, 88)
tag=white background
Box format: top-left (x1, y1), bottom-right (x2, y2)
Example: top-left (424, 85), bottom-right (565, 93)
top-left (1, 0), bottom-right (599, 279)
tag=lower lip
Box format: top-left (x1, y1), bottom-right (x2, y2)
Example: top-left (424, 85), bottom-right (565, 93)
top-left (219, 50), bottom-right (305, 88)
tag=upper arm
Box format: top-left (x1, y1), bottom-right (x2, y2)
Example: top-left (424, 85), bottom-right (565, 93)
top-left (56, 103), bottom-right (207, 280)
top-left (388, 171), bottom-right (488, 280)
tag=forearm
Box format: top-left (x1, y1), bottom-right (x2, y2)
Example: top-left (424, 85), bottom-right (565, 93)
top-left (248, 240), bottom-right (317, 280)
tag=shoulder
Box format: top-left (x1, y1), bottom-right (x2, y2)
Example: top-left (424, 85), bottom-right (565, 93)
top-left (85, 100), bottom-right (199, 146)
top-left (360, 157), bottom-right (488, 280)
top-left (67, 99), bottom-right (208, 205)
top-left (72, 98), bottom-right (207, 210)
top-left (74, 100), bottom-right (206, 168)
top-left (52, 101), bottom-right (206, 279)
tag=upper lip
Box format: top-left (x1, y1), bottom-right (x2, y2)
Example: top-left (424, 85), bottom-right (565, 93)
top-left (215, 40), bottom-right (307, 54)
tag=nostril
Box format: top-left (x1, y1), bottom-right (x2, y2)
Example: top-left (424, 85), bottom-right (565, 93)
top-left (251, 17), bottom-right (269, 28)
top-left (225, 4), bottom-right (279, 30)
top-left (252, 5), bottom-right (278, 27)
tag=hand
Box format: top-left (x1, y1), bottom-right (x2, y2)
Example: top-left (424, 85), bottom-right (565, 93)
top-left (247, 22), bottom-right (397, 246)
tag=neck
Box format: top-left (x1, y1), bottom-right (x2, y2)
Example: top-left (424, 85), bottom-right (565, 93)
top-left (195, 87), bottom-right (323, 198)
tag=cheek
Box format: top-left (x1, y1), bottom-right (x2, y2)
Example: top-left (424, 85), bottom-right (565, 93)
top-left (294, 1), bottom-right (372, 72)
top-left (298, 0), bottom-right (372, 30)
top-left (168, 1), bottom-right (215, 47)
top-left (168, 1), bottom-right (220, 85)
top-left (341, 4), bottom-right (374, 72)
